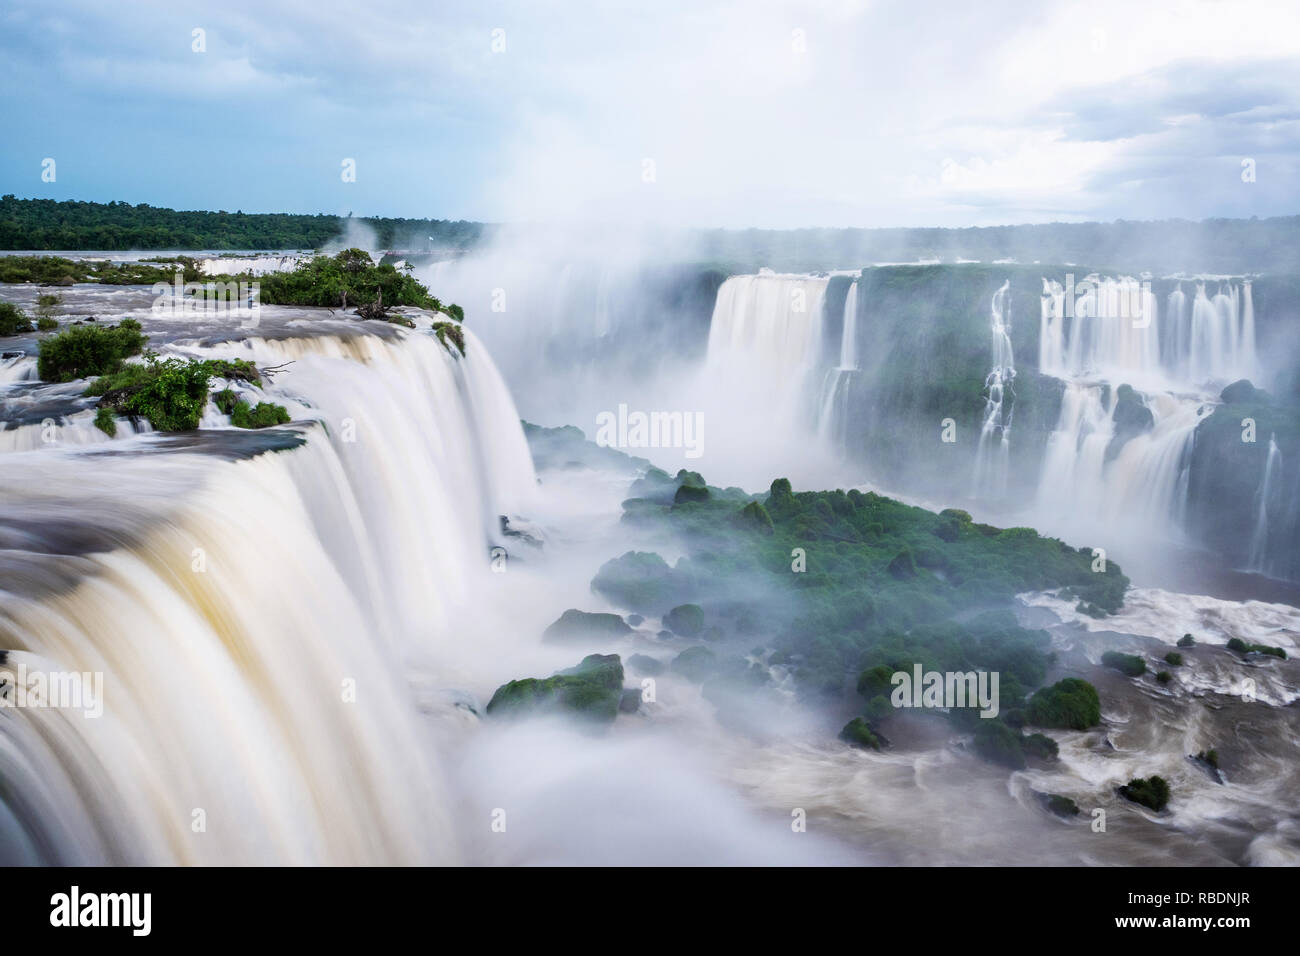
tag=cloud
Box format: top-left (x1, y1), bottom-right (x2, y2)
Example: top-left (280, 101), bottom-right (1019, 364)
top-left (1, 0), bottom-right (1298, 227)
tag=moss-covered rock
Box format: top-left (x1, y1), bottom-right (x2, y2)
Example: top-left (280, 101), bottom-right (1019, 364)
top-left (1226, 637), bottom-right (1287, 659)
top-left (1044, 793), bottom-right (1079, 817)
top-left (485, 654), bottom-right (624, 725)
top-left (590, 551), bottom-right (691, 614)
top-left (671, 646), bottom-right (717, 682)
top-left (663, 603), bottom-right (705, 638)
top-left (542, 608), bottom-right (632, 643)
top-left (1119, 775), bottom-right (1170, 812)
top-left (1101, 650), bottom-right (1146, 677)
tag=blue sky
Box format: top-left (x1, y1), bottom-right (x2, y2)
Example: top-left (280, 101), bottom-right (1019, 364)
top-left (2, 0), bottom-right (1298, 228)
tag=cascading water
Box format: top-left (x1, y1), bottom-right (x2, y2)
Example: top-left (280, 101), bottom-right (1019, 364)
top-left (1248, 435), bottom-right (1283, 576)
top-left (1032, 272), bottom-right (1256, 549)
top-left (972, 281), bottom-right (1015, 497)
top-left (704, 271), bottom-right (828, 434)
top-left (816, 280), bottom-right (858, 447)
top-left (0, 306), bottom-right (537, 864)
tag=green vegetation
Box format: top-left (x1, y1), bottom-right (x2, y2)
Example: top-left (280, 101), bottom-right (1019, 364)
top-left (1024, 678), bottom-right (1101, 730)
top-left (1226, 637), bottom-right (1287, 659)
top-left (37, 319), bottom-right (146, 381)
top-left (485, 654), bottom-right (624, 726)
top-left (1119, 775), bottom-right (1171, 812)
top-left (1156, 670), bottom-right (1172, 684)
top-left (839, 717), bottom-right (883, 751)
top-left (0, 301), bottom-right (31, 335)
top-left (1101, 651), bottom-right (1146, 677)
top-left (230, 400), bottom-right (290, 429)
top-left (90, 355), bottom-right (211, 431)
top-left (93, 406), bottom-right (116, 437)
top-left (1197, 749), bottom-right (1220, 769)
top-left (85, 354), bottom-right (270, 432)
top-left (254, 248), bottom-right (449, 315)
top-left (0, 254), bottom-right (209, 286)
top-left (1163, 651), bottom-right (1183, 666)
top-left (1178, 633), bottom-right (1195, 648)
top-left (0, 195), bottom-right (486, 253)
top-left (542, 609), bottom-right (632, 643)
top-left (588, 465), bottom-right (1129, 767)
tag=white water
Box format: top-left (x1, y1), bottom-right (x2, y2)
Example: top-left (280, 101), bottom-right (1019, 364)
top-left (1032, 273), bottom-right (1254, 549)
top-left (0, 315), bottom-right (536, 864)
top-left (199, 255), bottom-right (305, 277)
top-left (817, 281), bottom-right (859, 448)
top-left (1248, 436), bottom-right (1283, 575)
top-left (972, 281), bottom-right (1015, 498)
top-left (704, 272), bottom-right (827, 403)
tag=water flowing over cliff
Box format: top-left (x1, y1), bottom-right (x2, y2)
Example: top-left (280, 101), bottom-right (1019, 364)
top-left (0, 308), bottom-right (535, 864)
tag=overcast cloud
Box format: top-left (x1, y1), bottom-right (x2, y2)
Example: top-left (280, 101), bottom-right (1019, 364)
top-left (1, 0), bottom-right (1297, 227)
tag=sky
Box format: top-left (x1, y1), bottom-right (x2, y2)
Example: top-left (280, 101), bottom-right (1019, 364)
top-left (1, 0), bottom-right (1298, 229)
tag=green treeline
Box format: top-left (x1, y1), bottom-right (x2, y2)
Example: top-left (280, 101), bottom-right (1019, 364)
top-left (0, 195), bottom-right (487, 252)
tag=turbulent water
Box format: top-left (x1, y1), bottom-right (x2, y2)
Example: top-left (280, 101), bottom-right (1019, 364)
top-left (2, 257), bottom-right (1296, 867)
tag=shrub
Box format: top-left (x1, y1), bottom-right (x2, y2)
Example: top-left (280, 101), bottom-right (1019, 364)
top-left (1101, 651), bottom-right (1146, 677)
top-left (213, 388), bottom-right (240, 415)
top-left (1156, 670), bottom-right (1172, 684)
top-left (1025, 678), bottom-right (1100, 729)
top-left (1163, 651), bottom-right (1183, 666)
top-left (93, 406), bottom-right (116, 437)
top-left (118, 357), bottom-right (211, 431)
top-left (0, 301), bottom-right (33, 336)
top-left (1177, 633), bottom-right (1195, 648)
top-left (737, 500), bottom-right (774, 534)
top-left (36, 316), bottom-right (58, 331)
top-left (1119, 775), bottom-right (1170, 811)
top-left (971, 719), bottom-right (1025, 769)
top-left (1226, 637), bottom-right (1287, 659)
top-left (839, 717), bottom-right (882, 751)
top-left (37, 319), bottom-right (146, 381)
top-left (1023, 732), bottom-right (1059, 761)
top-left (1197, 749), bottom-right (1219, 769)
top-left (230, 400), bottom-right (291, 429)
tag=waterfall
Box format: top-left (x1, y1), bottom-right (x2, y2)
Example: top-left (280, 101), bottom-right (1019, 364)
top-left (1039, 278), bottom-right (1065, 374)
top-left (199, 255), bottom-right (305, 277)
top-left (1241, 279), bottom-right (1257, 382)
top-left (1248, 436), bottom-right (1283, 575)
top-left (972, 281), bottom-right (1015, 498)
top-left (704, 272), bottom-right (828, 430)
top-left (838, 281), bottom-right (859, 371)
top-left (1061, 276), bottom-right (1161, 382)
top-left (0, 321), bottom-right (536, 864)
top-left (1163, 284), bottom-right (1190, 381)
top-left (816, 281), bottom-right (859, 447)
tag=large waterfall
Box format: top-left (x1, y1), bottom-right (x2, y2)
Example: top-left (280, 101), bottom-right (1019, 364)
top-left (1033, 274), bottom-right (1254, 547)
top-left (0, 312), bottom-right (536, 864)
